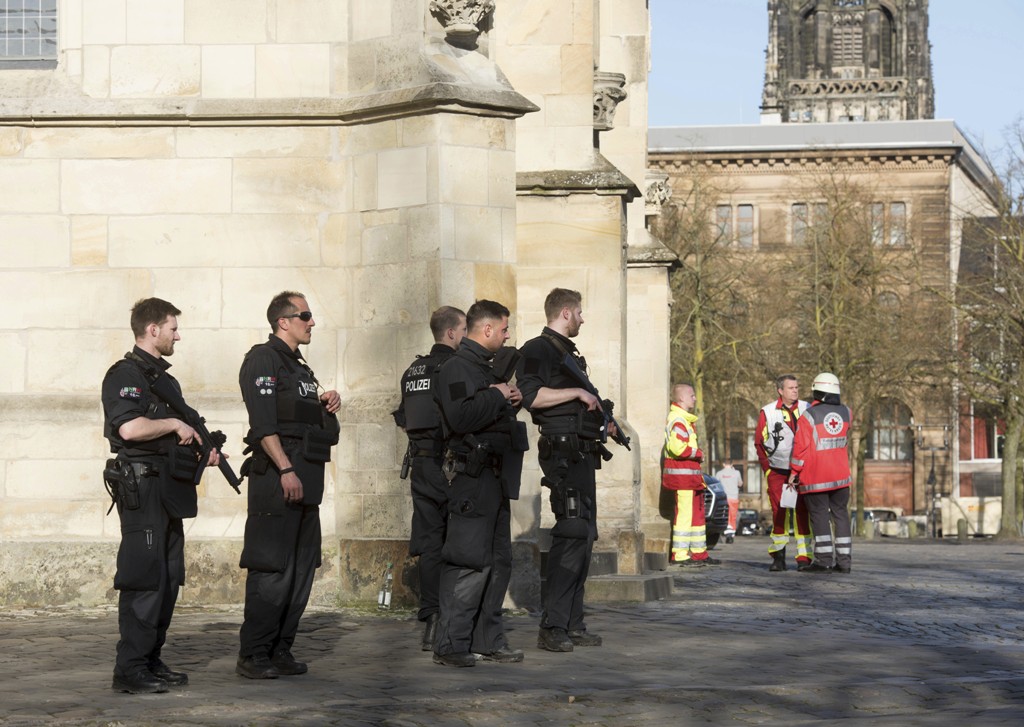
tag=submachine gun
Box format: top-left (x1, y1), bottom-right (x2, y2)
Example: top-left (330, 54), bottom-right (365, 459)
top-left (560, 353), bottom-right (631, 451)
top-left (492, 345), bottom-right (522, 385)
top-left (145, 368), bottom-right (242, 494)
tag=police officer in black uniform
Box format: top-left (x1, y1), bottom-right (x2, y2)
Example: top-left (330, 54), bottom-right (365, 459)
top-left (432, 300), bottom-right (528, 667)
top-left (392, 306), bottom-right (467, 650)
top-left (102, 298), bottom-right (220, 693)
top-left (236, 291), bottom-right (340, 679)
top-left (517, 288), bottom-right (616, 652)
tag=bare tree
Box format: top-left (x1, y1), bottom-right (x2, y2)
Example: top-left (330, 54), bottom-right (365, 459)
top-left (653, 163), bottom-right (779, 450)
top-left (954, 122), bottom-right (1024, 538)
top-left (776, 167), bottom-right (948, 535)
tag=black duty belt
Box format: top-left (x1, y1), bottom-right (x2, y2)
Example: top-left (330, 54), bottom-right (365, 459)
top-left (118, 457), bottom-right (161, 477)
top-left (447, 451), bottom-right (502, 468)
top-left (545, 434), bottom-right (602, 453)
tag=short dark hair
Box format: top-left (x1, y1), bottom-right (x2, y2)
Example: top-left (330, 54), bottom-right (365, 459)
top-left (544, 288), bottom-right (582, 322)
top-left (130, 298), bottom-right (181, 338)
top-left (775, 374), bottom-right (798, 391)
top-left (267, 291), bottom-right (305, 332)
top-left (429, 306), bottom-right (466, 342)
top-left (466, 300), bottom-right (510, 333)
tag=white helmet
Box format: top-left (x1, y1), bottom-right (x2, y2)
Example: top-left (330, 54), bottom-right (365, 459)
top-left (812, 372), bottom-right (841, 395)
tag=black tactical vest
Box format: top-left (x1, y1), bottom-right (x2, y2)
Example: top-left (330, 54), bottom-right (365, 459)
top-left (400, 347), bottom-right (454, 445)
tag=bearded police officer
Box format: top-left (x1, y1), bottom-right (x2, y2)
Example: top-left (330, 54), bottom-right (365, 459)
top-left (102, 298), bottom-right (220, 693)
top-left (432, 300), bottom-right (528, 667)
top-left (517, 288), bottom-right (621, 652)
top-left (236, 291), bottom-right (341, 679)
top-left (392, 306), bottom-right (467, 650)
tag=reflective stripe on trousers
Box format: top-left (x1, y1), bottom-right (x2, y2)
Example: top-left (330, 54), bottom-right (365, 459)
top-left (671, 489), bottom-right (706, 560)
top-left (814, 533), bottom-right (833, 558)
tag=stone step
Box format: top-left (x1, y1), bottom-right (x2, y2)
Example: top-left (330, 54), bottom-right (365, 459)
top-left (644, 551), bottom-right (669, 572)
top-left (584, 572), bottom-right (674, 603)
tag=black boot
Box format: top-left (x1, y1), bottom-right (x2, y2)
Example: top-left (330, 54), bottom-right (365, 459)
top-left (769, 548), bottom-right (787, 572)
top-left (112, 668), bottom-right (168, 694)
top-left (421, 613), bottom-right (439, 652)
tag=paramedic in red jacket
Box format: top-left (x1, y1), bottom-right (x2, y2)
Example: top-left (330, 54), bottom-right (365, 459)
top-left (788, 373), bottom-right (852, 574)
top-left (662, 383), bottom-right (719, 566)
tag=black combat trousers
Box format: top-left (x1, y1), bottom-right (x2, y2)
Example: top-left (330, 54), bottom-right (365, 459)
top-left (409, 455), bottom-right (449, 622)
top-left (539, 450), bottom-right (597, 634)
top-left (238, 503), bottom-right (321, 659)
top-left (434, 467), bottom-right (512, 656)
top-left (114, 469), bottom-right (186, 676)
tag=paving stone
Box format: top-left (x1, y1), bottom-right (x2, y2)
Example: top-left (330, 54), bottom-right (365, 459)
top-left (2, 538), bottom-right (1024, 725)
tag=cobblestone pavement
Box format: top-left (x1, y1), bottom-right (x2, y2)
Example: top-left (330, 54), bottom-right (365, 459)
top-left (3, 537), bottom-right (1024, 726)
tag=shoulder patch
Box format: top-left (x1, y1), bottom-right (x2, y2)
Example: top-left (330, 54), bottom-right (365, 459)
top-left (119, 386), bottom-right (142, 400)
top-left (448, 381), bottom-right (468, 401)
top-left (255, 376), bottom-right (277, 395)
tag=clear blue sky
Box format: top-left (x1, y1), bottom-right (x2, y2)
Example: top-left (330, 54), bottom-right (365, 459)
top-left (649, 0), bottom-right (1024, 158)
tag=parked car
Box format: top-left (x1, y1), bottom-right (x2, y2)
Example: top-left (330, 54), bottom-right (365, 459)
top-left (852, 507), bottom-right (905, 537)
top-left (703, 475), bottom-right (731, 549)
top-left (737, 508), bottom-right (765, 536)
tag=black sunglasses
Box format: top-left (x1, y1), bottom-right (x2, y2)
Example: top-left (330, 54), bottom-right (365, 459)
top-left (281, 311), bottom-right (313, 322)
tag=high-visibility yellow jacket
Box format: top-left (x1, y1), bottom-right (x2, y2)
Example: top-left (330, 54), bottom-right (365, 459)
top-left (661, 403), bottom-right (704, 491)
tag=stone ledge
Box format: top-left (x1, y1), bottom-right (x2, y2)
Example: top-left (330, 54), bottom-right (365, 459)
top-left (584, 572), bottom-right (673, 603)
top-left (517, 152), bottom-right (640, 199)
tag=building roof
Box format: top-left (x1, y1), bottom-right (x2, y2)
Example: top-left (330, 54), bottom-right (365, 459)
top-left (650, 119), bottom-right (973, 154)
top-left (649, 119), bottom-right (999, 201)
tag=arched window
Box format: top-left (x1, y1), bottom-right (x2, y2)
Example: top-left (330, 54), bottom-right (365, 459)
top-left (866, 398), bottom-right (913, 460)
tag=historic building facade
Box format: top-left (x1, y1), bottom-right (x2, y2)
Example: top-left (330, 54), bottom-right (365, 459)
top-left (761, 0), bottom-right (934, 124)
top-left (0, 1), bottom-right (670, 607)
top-left (649, 120), bottom-right (998, 522)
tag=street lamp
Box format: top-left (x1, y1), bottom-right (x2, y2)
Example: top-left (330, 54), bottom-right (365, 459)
top-left (915, 424), bottom-right (950, 538)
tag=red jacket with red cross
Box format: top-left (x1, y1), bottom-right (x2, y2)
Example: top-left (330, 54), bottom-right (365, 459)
top-left (790, 401), bottom-right (852, 495)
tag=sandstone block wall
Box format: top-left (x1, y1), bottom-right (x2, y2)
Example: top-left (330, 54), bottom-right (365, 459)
top-left (0, 0), bottom-right (660, 607)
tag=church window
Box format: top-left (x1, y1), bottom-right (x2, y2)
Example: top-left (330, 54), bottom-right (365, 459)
top-left (0, 0), bottom-right (56, 67)
top-left (737, 204), bottom-right (754, 247)
top-left (715, 203), bottom-right (758, 247)
top-left (866, 398), bottom-right (913, 461)
top-left (870, 203), bottom-right (885, 245)
top-left (715, 205), bottom-right (732, 243)
top-left (962, 402), bottom-right (1004, 461)
top-left (832, 20), bottom-right (863, 69)
top-left (868, 202), bottom-right (908, 247)
top-left (791, 202), bottom-right (830, 244)
top-left (889, 202), bottom-right (907, 246)
top-left (792, 203), bottom-right (809, 244)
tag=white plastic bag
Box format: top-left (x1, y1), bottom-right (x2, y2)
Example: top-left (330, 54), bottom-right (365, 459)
top-left (780, 484), bottom-right (798, 509)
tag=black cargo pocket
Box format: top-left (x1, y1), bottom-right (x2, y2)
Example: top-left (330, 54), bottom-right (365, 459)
top-left (239, 513), bottom-right (287, 573)
top-left (113, 526), bottom-right (162, 591)
top-left (441, 500), bottom-right (491, 570)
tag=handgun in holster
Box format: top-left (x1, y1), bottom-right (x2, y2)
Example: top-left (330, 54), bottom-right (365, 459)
top-left (103, 459), bottom-right (141, 514)
top-left (400, 441), bottom-right (413, 480)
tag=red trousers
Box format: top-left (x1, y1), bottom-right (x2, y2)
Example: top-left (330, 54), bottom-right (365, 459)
top-left (765, 469), bottom-right (812, 562)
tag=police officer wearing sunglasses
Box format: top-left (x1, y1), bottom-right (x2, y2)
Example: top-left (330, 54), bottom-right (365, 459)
top-left (235, 291), bottom-right (341, 679)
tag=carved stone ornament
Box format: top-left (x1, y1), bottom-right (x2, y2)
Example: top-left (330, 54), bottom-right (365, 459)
top-left (645, 171), bottom-right (672, 217)
top-left (429, 0), bottom-right (495, 49)
top-left (594, 71), bottom-right (628, 131)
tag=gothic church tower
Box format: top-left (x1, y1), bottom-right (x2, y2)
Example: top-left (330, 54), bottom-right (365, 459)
top-left (761, 0), bottom-right (934, 123)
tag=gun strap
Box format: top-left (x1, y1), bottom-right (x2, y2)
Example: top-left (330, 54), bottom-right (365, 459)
top-left (539, 332), bottom-right (589, 380)
top-left (124, 350), bottom-right (197, 423)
